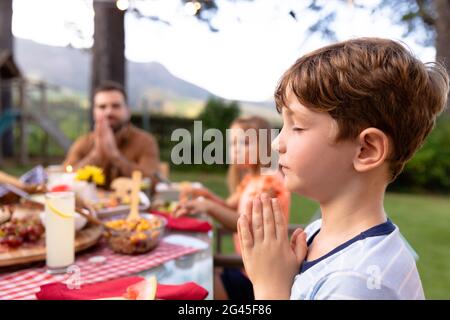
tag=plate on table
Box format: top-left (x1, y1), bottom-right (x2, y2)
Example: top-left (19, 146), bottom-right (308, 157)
top-left (94, 191), bottom-right (150, 219)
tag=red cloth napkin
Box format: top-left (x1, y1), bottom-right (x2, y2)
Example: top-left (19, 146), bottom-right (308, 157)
top-left (151, 210), bottom-right (212, 233)
top-left (35, 276), bottom-right (209, 300)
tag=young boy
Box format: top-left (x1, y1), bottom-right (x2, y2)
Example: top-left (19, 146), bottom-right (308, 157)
top-left (237, 37), bottom-right (449, 300)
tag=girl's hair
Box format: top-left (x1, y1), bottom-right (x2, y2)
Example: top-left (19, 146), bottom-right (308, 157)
top-left (227, 116), bottom-right (273, 194)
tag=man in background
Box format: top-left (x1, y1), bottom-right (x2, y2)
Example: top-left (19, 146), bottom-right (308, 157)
top-left (64, 81), bottom-right (160, 187)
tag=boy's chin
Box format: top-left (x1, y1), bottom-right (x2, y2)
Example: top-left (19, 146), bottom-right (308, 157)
top-left (282, 174), bottom-right (313, 197)
top-left (282, 174), bottom-right (302, 192)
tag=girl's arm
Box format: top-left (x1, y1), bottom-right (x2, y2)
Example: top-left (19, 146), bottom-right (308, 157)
top-left (173, 198), bottom-right (240, 231)
top-left (225, 192), bottom-right (240, 210)
top-left (206, 201), bottom-right (240, 231)
top-left (180, 186), bottom-right (238, 210)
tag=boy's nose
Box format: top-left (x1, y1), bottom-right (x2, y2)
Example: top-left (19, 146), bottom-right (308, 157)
top-left (272, 129), bottom-right (287, 154)
top-left (271, 134), bottom-right (282, 153)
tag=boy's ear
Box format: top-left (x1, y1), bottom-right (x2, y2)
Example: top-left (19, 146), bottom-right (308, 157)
top-left (353, 128), bottom-right (390, 174)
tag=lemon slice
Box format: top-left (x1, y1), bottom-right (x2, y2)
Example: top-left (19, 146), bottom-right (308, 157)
top-left (46, 201), bottom-right (73, 219)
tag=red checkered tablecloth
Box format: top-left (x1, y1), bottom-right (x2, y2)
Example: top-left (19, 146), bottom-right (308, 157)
top-left (0, 240), bottom-right (199, 300)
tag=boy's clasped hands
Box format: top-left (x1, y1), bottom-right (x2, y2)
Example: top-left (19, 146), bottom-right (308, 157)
top-left (238, 193), bottom-right (307, 300)
top-left (173, 188), bottom-right (308, 300)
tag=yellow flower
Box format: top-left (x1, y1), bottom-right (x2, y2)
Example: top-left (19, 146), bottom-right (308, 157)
top-left (76, 165), bottom-right (105, 186)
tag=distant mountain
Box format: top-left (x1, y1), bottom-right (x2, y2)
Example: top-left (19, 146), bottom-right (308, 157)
top-left (15, 38), bottom-right (90, 94)
top-left (14, 38), bottom-right (211, 105)
top-left (13, 37), bottom-right (279, 121)
top-left (128, 60), bottom-right (212, 101)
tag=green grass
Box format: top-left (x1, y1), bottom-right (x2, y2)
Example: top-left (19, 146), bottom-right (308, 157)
top-left (170, 169), bottom-right (450, 299)
top-left (384, 193), bottom-right (450, 300)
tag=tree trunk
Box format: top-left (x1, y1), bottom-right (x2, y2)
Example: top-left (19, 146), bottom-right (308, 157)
top-left (0, 0), bottom-right (14, 156)
top-left (434, 0), bottom-right (450, 111)
top-left (90, 1), bottom-right (126, 126)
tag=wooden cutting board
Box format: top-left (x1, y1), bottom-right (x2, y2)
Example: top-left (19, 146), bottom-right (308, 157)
top-left (0, 224), bottom-right (103, 267)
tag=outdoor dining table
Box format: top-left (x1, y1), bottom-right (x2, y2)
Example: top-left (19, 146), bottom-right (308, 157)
top-left (0, 213), bottom-right (214, 300)
top-left (139, 227), bottom-right (213, 299)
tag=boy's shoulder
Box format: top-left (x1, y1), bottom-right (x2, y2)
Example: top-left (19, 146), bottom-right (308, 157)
top-left (293, 219), bottom-right (424, 300)
top-left (302, 218), bottom-right (416, 274)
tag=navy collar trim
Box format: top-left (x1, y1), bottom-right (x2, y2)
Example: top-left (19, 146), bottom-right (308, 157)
top-left (299, 219), bottom-right (396, 274)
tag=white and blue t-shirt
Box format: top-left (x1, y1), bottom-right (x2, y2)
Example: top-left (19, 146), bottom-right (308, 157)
top-left (290, 219), bottom-right (424, 300)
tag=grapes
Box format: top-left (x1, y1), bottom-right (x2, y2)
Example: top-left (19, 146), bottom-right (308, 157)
top-left (0, 217), bottom-right (44, 248)
top-left (2, 222), bottom-right (16, 234)
top-left (24, 224), bottom-right (44, 242)
top-left (4, 235), bottom-right (23, 248)
top-left (19, 225), bottom-right (29, 237)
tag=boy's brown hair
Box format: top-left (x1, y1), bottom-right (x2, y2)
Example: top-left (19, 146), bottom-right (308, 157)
top-left (275, 37), bottom-right (449, 181)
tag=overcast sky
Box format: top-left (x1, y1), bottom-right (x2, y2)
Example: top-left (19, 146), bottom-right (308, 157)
top-left (11, 0), bottom-right (436, 102)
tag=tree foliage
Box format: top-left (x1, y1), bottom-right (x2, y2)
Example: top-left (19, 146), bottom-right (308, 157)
top-left (198, 96), bottom-right (241, 133)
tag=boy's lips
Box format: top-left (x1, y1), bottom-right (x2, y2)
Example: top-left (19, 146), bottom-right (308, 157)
top-left (279, 161), bottom-right (288, 168)
top-left (278, 163), bottom-right (289, 173)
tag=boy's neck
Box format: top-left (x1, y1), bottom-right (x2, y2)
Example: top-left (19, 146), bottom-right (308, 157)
top-left (318, 181), bottom-right (388, 240)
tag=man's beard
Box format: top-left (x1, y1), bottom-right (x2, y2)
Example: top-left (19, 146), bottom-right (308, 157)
top-left (110, 119), bottom-right (128, 133)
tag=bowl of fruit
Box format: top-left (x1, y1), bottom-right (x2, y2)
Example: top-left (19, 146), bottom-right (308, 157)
top-left (104, 213), bottom-right (166, 255)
